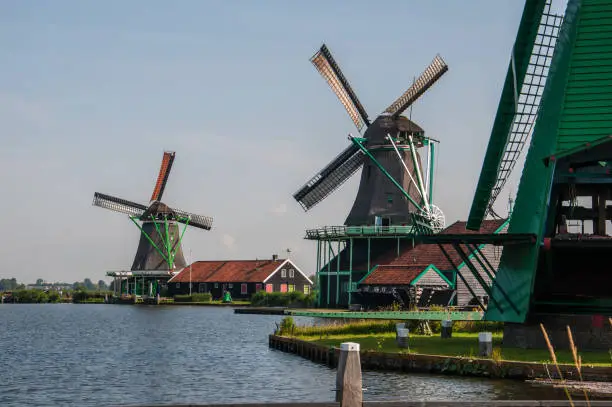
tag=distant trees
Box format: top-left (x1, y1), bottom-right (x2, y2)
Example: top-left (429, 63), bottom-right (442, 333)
top-left (0, 278), bottom-right (22, 291)
top-left (0, 277), bottom-right (109, 293)
top-left (97, 280), bottom-right (108, 290)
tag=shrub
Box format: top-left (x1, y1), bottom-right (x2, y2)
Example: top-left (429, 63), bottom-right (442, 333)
top-left (277, 316), bottom-right (296, 336)
top-left (191, 293), bottom-right (212, 303)
top-left (72, 290), bottom-right (111, 304)
top-left (173, 293), bottom-right (212, 303)
top-left (250, 291), bottom-right (315, 307)
top-left (294, 320), bottom-right (397, 337)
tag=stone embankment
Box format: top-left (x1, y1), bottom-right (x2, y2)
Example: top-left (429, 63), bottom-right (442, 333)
top-left (268, 335), bottom-right (612, 382)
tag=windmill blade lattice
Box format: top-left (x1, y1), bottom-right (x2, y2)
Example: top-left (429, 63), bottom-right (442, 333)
top-left (150, 151), bottom-right (176, 202)
top-left (311, 44), bottom-right (370, 132)
top-left (484, 8), bottom-right (563, 218)
top-left (293, 144), bottom-right (364, 211)
top-left (172, 207), bottom-right (214, 231)
top-left (383, 55), bottom-right (448, 118)
top-left (93, 192), bottom-right (147, 218)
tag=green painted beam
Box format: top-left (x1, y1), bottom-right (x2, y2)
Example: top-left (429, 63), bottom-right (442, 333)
top-left (286, 310), bottom-right (484, 321)
top-left (467, 0), bottom-right (547, 231)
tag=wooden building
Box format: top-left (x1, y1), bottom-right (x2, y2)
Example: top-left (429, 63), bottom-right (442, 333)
top-left (168, 256), bottom-right (313, 300)
top-left (354, 219), bottom-right (508, 309)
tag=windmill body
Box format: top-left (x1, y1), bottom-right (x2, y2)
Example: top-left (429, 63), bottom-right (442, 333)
top-left (345, 116), bottom-right (425, 226)
top-left (293, 44), bottom-right (448, 307)
top-left (131, 202), bottom-right (187, 271)
top-left (93, 151), bottom-right (213, 301)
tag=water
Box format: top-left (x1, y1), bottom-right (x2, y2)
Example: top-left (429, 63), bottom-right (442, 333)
top-left (0, 304), bottom-right (566, 406)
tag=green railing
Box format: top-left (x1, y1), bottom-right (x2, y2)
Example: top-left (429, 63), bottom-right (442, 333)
top-left (305, 225), bottom-right (418, 239)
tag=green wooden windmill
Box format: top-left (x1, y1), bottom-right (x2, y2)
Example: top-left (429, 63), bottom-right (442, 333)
top-left (455, 0), bottom-right (612, 336)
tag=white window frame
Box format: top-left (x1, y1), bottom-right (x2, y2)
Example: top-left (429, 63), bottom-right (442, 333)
top-left (176, 283), bottom-right (180, 288)
top-left (289, 269), bottom-right (295, 278)
top-left (228, 283), bottom-right (233, 288)
top-left (281, 268), bottom-right (287, 278)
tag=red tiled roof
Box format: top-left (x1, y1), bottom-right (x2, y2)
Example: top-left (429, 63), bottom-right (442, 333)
top-left (362, 265), bottom-right (426, 285)
top-left (170, 259), bottom-right (286, 283)
top-left (388, 219), bottom-right (506, 270)
top-left (361, 219), bottom-right (507, 286)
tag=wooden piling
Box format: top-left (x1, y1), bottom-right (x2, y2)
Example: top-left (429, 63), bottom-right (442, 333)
top-left (335, 342), bottom-right (362, 407)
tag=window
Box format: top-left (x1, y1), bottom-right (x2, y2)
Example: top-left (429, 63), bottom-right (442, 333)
top-left (303, 285), bottom-right (310, 294)
top-left (214, 283), bottom-right (219, 288)
top-left (281, 268), bottom-right (287, 278)
top-left (228, 283), bottom-right (233, 288)
top-left (198, 283), bottom-right (207, 293)
top-left (288, 284), bottom-right (295, 292)
top-left (176, 283), bottom-right (180, 288)
top-left (280, 284), bottom-right (288, 293)
top-left (289, 269), bottom-right (295, 278)
top-left (241, 284), bottom-right (248, 294)
top-left (387, 193), bottom-right (393, 204)
top-left (255, 283), bottom-right (262, 292)
top-left (265, 283), bottom-right (273, 293)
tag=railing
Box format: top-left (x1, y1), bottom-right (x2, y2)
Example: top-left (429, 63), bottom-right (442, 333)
top-left (305, 225), bottom-right (417, 239)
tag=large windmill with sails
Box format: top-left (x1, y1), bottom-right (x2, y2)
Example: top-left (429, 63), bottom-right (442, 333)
top-left (293, 43), bottom-right (448, 307)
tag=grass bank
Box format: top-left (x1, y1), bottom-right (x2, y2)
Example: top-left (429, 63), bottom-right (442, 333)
top-left (305, 332), bottom-right (611, 366)
top-left (278, 319), bottom-right (611, 367)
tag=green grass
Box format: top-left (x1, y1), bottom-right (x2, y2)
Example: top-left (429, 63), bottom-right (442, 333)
top-left (302, 332), bottom-right (612, 367)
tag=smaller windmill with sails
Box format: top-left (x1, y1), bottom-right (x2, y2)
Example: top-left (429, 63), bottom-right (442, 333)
top-left (93, 151), bottom-right (213, 298)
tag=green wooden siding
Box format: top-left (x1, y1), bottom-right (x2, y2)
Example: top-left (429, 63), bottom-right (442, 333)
top-left (556, 0), bottom-right (612, 153)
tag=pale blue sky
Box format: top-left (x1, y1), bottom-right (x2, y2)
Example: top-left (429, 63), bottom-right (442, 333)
top-left (0, 1), bottom-right (564, 283)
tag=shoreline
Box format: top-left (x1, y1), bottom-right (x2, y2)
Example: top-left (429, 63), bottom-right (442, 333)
top-left (268, 335), bottom-right (612, 383)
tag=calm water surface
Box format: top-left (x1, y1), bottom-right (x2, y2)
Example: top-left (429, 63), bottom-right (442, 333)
top-left (0, 304), bottom-right (566, 406)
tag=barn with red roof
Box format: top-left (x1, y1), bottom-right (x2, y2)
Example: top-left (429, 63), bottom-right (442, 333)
top-left (168, 256), bottom-right (313, 300)
top-left (353, 219), bottom-right (509, 309)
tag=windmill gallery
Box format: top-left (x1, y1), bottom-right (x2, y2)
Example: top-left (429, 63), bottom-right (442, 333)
top-left (93, 0), bottom-right (612, 350)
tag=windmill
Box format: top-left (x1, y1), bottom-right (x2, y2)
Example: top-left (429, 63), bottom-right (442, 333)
top-left (293, 44), bottom-right (448, 231)
top-left (93, 151), bottom-right (213, 273)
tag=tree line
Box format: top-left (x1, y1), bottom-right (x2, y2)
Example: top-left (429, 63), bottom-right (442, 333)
top-left (0, 277), bottom-right (109, 292)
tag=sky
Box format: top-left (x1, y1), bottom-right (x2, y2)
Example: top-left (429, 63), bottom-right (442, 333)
top-left (0, 0), bottom-right (568, 284)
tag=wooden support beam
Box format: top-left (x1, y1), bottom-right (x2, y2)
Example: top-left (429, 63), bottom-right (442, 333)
top-left (598, 188), bottom-right (607, 235)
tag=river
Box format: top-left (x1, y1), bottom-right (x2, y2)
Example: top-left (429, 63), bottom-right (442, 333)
top-left (0, 304), bottom-right (567, 406)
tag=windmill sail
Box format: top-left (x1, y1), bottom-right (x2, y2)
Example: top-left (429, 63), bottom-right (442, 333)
top-left (293, 144), bottom-right (364, 211)
top-left (150, 151), bottom-right (176, 202)
top-left (172, 207), bottom-right (214, 230)
top-left (383, 55), bottom-right (448, 118)
top-left (467, 0), bottom-right (563, 230)
top-left (93, 192), bottom-right (147, 217)
top-left (311, 44), bottom-right (370, 131)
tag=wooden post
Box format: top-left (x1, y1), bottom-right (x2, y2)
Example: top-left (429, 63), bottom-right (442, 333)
top-left (335, 342), bottom-right (362, 407)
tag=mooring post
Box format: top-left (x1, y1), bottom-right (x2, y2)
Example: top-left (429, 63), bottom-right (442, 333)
top-left (335, 342), bottom-right (362, 407)
top-left (479, 332), bottom-right (493, 357)
top-left (441, 320), bottom-right (453, 339)
top-left (396, 328), bottom-right (409, 349)
top-left (395, 322), bottom-right (405, 342)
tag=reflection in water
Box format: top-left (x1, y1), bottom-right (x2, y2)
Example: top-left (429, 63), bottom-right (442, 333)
top-left (0, 305), bottom-right (567, 406)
